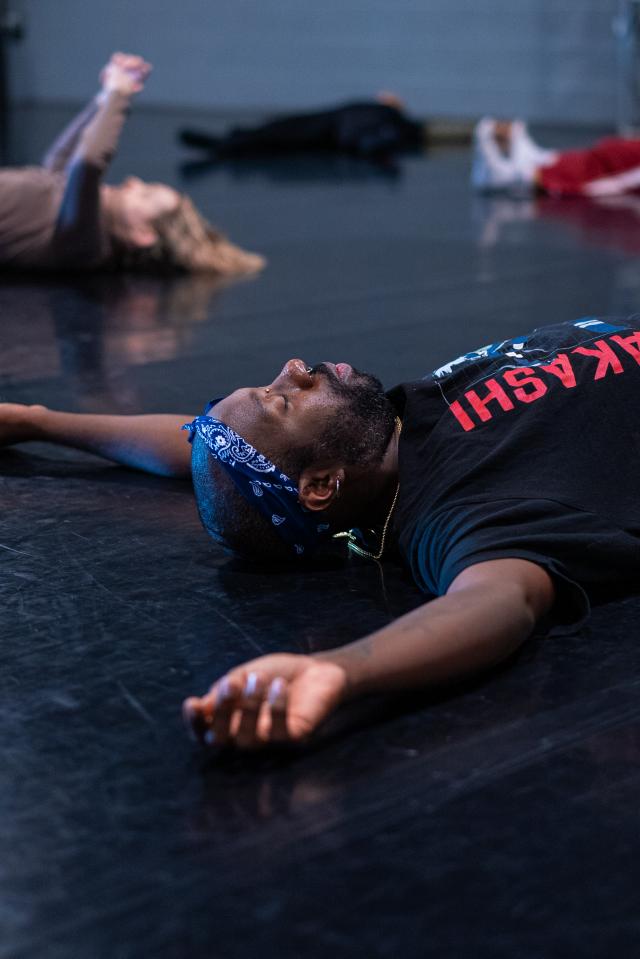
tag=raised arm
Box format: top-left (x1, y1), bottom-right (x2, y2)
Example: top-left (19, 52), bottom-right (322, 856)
top-left (51, 53), bottom-right (151, 266)
top-left (41, 98), bottom-right (101, 173)
top-left (42, 53), bottom-right (150, 174)
top-left (183, 559), bottom-right (555, 749)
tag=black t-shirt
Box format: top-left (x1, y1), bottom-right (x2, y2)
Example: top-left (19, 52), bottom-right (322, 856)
top-left (387, 317), bottom-right (640, 629)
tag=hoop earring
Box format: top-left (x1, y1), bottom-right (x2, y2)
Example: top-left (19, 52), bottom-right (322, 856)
top-left (335, 477), bottom-right (341, 498)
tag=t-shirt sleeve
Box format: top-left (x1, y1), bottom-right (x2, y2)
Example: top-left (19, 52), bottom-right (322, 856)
top-left (406, 498), bottom-right (632, 633)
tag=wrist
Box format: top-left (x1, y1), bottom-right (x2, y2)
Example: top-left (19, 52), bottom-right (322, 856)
top-left (101, 85), bottom-right (130, 96)
top-left (98, 85), bottom-right (133, 107)
top-left (25, 403), bottom-right (50, 440)
top-left (312, 648), bottom-right (366, 703)
top-left (105, 84), bottom-right (133, 96)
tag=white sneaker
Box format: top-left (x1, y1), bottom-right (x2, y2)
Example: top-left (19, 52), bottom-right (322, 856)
top-left (471, 117), bottom-right (526, 191)
top-left (510, 120), bottom-right (558, 174)
top-left (471, 117), bottom-right (544, 192)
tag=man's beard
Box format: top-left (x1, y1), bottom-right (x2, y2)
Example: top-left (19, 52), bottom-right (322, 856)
top-left (290, 364), bottom-right (397, 475)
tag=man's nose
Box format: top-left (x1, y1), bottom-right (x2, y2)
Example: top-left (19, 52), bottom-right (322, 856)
top-left (278, 358), bottom-right (313, 388)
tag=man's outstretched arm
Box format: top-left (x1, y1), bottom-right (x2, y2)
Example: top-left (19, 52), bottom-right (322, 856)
top-left (183, 559), bottom-right (555, 749)
top-left (0, 403), bottom-right (194, 477)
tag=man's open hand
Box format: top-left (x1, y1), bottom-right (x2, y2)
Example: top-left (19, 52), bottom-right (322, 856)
top-left (183, 654), bottom-right (348, 750)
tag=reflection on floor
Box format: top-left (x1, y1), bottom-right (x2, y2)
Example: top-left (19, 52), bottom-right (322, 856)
top-left (1, 107), bottom-right (639, 959)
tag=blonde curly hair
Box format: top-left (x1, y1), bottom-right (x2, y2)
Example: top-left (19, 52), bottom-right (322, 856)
top-left (114, 195), bottom-right (265, 275)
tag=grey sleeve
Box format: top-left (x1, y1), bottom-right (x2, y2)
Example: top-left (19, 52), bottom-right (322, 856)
top-left (68, 89), bottom-right (131, 173)
top-left (50, 90), bottom-right (132, 266)
top-left (41, 97), bottom-right (100, 173)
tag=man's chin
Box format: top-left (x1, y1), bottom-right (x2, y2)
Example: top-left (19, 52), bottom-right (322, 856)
top-left (349, 368), bottom-right (387, 396)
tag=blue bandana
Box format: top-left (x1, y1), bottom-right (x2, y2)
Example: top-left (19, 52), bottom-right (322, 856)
top-left (183, 402), bottom-right (332, 557)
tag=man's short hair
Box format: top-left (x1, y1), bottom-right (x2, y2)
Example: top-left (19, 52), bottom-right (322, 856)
top-left (190, 431), bottom-right (296, 563)
top-left (189, 373), bottom-right (396, 563)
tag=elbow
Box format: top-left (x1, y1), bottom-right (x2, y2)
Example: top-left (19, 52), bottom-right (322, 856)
top-left (506, 580), bottom-right (541, 639)
top-left (496, 569), bottom-right (555, 644)
top-left (519, 566), bottom-right (555, 626)
top-left (449, 558), bottom-right (556, 643)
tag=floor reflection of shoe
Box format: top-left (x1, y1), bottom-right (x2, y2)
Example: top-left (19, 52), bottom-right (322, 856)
top-left (473, 195), bottom-right (537, 247)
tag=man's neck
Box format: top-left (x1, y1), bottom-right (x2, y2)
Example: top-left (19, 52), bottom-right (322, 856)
top-left (333, 421), bottom-right (401, 531)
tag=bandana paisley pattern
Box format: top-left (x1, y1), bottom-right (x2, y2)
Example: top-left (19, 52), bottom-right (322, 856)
top-left (183, 407), bottom-right (333, 557)
top-left (195, 419), bottom-right (277, 473)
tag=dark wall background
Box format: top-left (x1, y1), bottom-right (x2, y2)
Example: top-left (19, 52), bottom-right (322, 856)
top-left (6, 0), bottom-right (624, 124)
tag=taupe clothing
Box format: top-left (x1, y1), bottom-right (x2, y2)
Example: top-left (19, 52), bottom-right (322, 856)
top-left (0, 90), bottom-right (130, 269)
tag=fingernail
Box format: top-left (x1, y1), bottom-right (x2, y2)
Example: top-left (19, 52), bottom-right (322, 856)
top-left (268, 678), bottom-right (284, 705)
top-left (216, 678), bottom-right (231, 704)
top-left (204, 729), bottom-right (216, 746)
top-left (244, 672), bottom-right (258, 697)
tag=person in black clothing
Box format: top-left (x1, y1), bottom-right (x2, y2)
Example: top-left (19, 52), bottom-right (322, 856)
top-left (2, 317), bottom-right (639, 748)
top-left (179, 93), bottom-right (472, 160)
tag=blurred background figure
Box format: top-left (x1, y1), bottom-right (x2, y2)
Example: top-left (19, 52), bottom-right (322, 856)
top-left (179, 92), bottom-right (473, 162)
top-left (472, 116), bottom-right (640, 197)
top-left (0, 51), bottom-right (265, 274)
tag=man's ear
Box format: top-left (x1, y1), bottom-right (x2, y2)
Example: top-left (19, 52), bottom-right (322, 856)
top-left (297, 466), bottom-right (345, 512)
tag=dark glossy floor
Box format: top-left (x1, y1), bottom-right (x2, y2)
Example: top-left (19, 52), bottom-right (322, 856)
top-left (1, 106), bottom-right (640, 959)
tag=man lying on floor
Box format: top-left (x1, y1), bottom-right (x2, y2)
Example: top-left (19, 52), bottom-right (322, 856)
top-left (2, 317), bottom-right (639, 749)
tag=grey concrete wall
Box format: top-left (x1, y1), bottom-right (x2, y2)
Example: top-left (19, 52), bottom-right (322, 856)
top-left (6, 0), bottom-right (620, 123)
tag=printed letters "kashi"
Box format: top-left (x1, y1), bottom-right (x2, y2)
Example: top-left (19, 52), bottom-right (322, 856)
top-left (449, 332), bottom-right (638, 431)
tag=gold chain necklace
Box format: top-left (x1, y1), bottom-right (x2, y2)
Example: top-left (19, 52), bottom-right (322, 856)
top-left (333, 416), bottom-right (402, 561)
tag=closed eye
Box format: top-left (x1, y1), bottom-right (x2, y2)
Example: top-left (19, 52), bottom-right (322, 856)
top-left (281, 394), bottom-right (289, 411)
